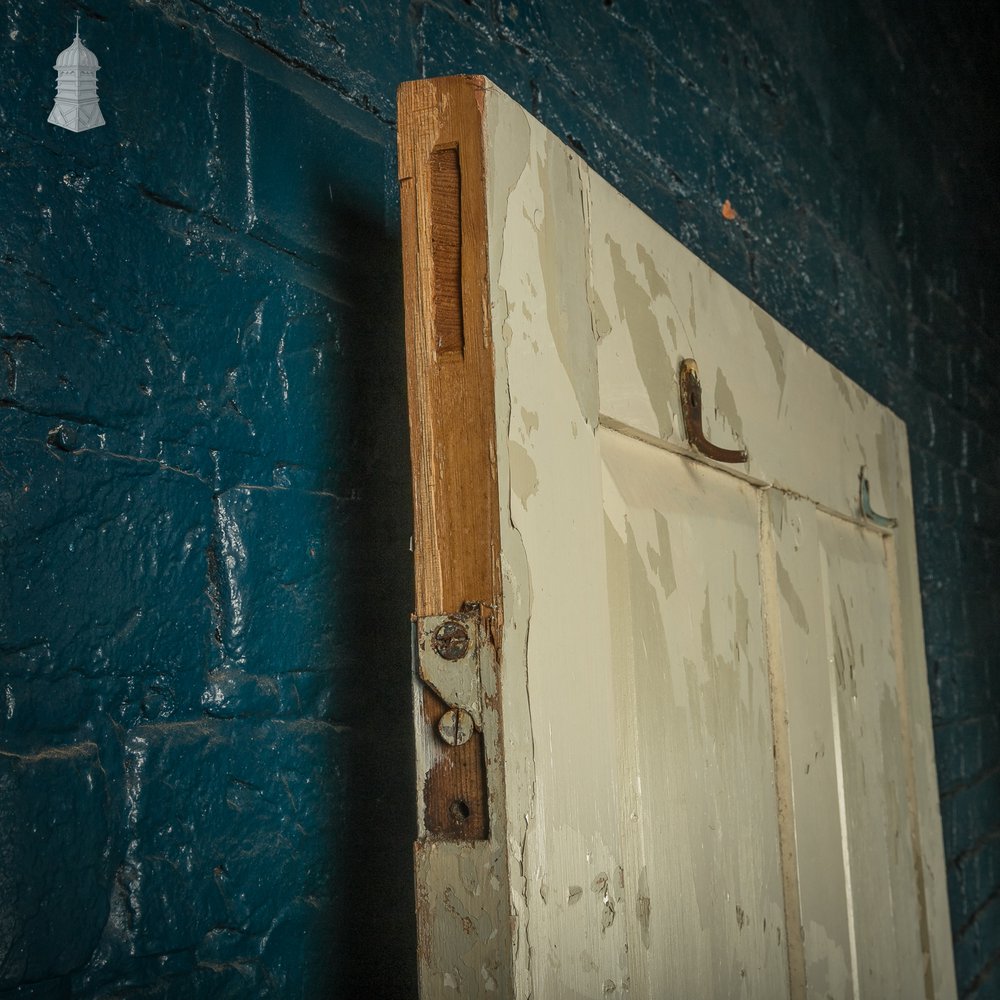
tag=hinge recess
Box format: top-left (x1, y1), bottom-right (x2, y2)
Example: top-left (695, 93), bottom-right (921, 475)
top-left (413, 605), bottom-right (494, 841)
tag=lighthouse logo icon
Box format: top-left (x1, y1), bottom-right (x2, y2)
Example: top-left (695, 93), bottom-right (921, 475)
top-left (48, 17), bottom-right (105, 133)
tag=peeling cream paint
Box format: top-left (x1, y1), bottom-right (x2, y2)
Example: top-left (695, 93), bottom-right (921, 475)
top-left (411, 79), bottom-right (954, 1000)
top-left (751, 303), bottom-right (786, 399)
top-left (602, 429), bottom-right (790, 997)
top-left (830, 368), bottom-right (854, 409)
top-left (607, 236), bottom-right (674, 440)
top-left (714, 365), bottom-right (744, 440)
top-left (769, 488), bottom-right (787, 536)
top-left (636, 244), bottom-right (671, 304)
top-left (805, 919), bottom-right (853, 999)
top-left (636, 866), bottom-right (651, 950)
top-left (645, 510), bottom-right (677, 602)
top-left (534, 138), bottom-right (599, 426)
top-left (776, 554), bottom-right (810, 634)
top-left (519, 407), bottom-right (540, 437)
top-left (508, 440), bottom-right (539, 507)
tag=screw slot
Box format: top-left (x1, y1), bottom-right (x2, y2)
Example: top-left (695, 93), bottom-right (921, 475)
top-left (433, 619), bottom-right (470, 660)
top-left (437, 707), bottom-right (475, 747)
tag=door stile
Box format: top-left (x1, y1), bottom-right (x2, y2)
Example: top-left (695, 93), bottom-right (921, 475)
top-left (759, 487), bottom-right (808, 1000)
top-left (885, 528), bottom-right (936, 999)
top-left (817, 546), bottom-right (864, 1000)
top-left (884, 440), bottom-right (957, 1000)
top-left (398, 75), bottom-right (514, 997)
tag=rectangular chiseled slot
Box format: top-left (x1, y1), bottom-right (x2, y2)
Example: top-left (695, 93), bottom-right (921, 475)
top-left (429, 145), bottom-right (464, 357)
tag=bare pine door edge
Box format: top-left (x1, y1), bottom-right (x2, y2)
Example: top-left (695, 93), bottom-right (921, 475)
top-left (398, 75), bottom-right (957, 1000)
top-left (397, 76), bottom-right (514, 994)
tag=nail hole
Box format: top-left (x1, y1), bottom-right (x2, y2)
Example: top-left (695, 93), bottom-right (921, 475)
top-left (449, 799), bottom-right (471, 824)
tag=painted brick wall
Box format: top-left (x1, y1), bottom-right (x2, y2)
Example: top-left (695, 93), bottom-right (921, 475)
top-left (1, 1), bottom-right (997, 997)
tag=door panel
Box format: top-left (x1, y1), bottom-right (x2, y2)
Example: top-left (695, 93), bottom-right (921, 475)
top-left (817, 516), bottom-right (925, 999)
top-left (770, 493), bottom-right (929, 999)
top-left (766, 493), bottom-right (858, 1000)
top-left (397, 75), bottom-right (957, 1000)
top-left (603, 429), bottom-right (790, 998)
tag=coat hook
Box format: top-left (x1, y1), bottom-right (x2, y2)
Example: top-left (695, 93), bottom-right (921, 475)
top-left (859, 467), bottom-right (897, 529)
top-left (678, 358), bottom-right (748, 463)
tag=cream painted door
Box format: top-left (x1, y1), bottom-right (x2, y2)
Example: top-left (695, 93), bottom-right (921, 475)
top-left (398, 76), bottom-right (956, 1000)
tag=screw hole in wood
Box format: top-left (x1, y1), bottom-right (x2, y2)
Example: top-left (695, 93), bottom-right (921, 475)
top-left (449, 799), bottom-right (471, 824)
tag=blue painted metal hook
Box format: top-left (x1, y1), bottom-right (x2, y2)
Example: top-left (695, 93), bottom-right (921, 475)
top-left (859, 467), bottom-right (897, 529)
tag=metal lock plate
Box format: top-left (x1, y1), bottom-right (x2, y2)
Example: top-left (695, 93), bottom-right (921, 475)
top-left (415, 608), bottom-right (484, 731)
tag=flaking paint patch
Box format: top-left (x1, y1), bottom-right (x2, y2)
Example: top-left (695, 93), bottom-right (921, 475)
top-left (875, 418), bottom-right (893, 510)
top-left (830, 368), bottom-right (854, 409)
top-left (520, 407), bottom-right (540, 437)
top-left (879, 689), bottom-right (905, 867)
top-left (590, 291), bottom-right (613, 341)
top-left (637, 866), bottom-right (651, 950)
top-left (776, 554), bottom-right (809, 634)
top-left (750, 303), bottom-right (786, 404)
top-left (700, 587), bottom-right (717, 676)
top-left (805, 918), bottom-right (853, 999)
top-left (769, 489), bottom-right (787, 535)
top-left (734, 557), bottom-right (750, 659)
top-left (535, 135), bottom-right (599, 425)
top-left (486, 92), bottom-right (539, 1000)
top-left (508, 440), bottom-right (539, 508)
top-left (646, 510), bottom-right (677, 602)
top-left (488, 103), bottom-right (533, 350)
top-left (592, 872), bottom-right (616, 933)
top-left (636, 244), bottom-right (670, 303)
top-left (414, 841), bottom-right (512, 995)
top-left (687, 274), bottom-right (698, 336)
top-left (714, 366), bottom-right (744, 440)
top-left (623, 519), bottom-right (672, 699)
top-left (608, 237), bottom-right (673, 439)
top-left (664, 314), bottom-right (678, 346)
top-left (581, 167), bottom-right (614, 348)
top-left (832, 590), bottom-right (859, 701)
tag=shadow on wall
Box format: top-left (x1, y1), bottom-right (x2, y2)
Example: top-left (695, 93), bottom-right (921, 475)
top-left (315, 185), bottom-right (419, 998)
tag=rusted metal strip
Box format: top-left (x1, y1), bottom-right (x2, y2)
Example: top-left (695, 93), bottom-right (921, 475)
top-left (679, 357), bottom-right (749, 464)
top-left (414, 607), bottom-right (490, 839)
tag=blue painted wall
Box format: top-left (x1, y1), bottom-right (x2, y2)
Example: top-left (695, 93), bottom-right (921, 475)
top-left (1, 1), bottom-right (997, 997)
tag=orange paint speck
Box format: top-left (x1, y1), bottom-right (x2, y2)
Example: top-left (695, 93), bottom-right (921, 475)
top-left (721, 199), bottom-right (737, 220)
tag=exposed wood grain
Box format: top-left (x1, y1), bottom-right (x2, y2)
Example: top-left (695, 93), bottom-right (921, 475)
top-left (418, 685), bottom-right (488, 840)
top-left (428, 146), bottom-right (464, 356)
top-left (398, 75), bottom-right (513, 999)
top-left (398, 75), bottom-right (500, 624)
top-left (398, 75), bottom-right (499, 844)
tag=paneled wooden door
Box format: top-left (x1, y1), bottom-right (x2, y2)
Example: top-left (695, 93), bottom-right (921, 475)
top-left (398, 75), bottom-right (956, 1000)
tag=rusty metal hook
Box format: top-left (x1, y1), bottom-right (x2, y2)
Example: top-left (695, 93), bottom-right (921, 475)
top-left (679, 358), bottom-right (748, 464)
top-left (859, 467), bottom-right (897, 529)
